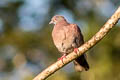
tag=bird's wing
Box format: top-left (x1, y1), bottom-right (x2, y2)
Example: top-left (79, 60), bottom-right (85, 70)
top-left (67, 24), bottom-right (84, 48)
top-left (70, 24), bottom-right (89, 71)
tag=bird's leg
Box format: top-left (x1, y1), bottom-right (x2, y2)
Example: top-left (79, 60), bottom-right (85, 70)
top-left (74, 48), bottom-right (79, 55)
top-left (58, 54), bottom-right (66, 63)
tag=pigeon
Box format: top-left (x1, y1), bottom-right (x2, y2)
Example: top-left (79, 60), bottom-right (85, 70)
top-left (49, 15), bottom-right (89, 71)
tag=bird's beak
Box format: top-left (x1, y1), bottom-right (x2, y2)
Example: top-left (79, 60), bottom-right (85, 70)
top-left (49, 21), bottom-right (53, 24)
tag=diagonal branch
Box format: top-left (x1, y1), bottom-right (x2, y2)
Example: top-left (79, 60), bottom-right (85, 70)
top-left (33, 6), bottom-right (120, 80)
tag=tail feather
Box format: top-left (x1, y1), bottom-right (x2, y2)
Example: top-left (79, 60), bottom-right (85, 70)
top-left (73, 54), bottom-right (89, 72)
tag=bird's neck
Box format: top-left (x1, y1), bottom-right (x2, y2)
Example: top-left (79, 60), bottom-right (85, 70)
top-left (56, 20), bottom-right (69, 26)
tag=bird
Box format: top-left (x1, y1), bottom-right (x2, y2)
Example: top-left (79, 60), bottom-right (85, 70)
top-left (49, 15), bottom-right (89, 71)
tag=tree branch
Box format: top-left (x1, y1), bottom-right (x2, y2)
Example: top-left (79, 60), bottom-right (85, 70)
top-left (33, 6), bottom-right (120, 80)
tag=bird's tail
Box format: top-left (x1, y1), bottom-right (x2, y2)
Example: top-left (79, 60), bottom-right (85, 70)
top-left (73, 54), bottom-right (89, 71)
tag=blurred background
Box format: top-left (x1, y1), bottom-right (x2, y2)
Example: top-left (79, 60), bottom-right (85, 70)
top-left (0, 0), bottom-right (120, 80)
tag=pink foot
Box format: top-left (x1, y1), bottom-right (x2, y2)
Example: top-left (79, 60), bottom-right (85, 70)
top-left (58, 54), bottom-right (66, 63)
top-left (74, 48), bottom-right (79, 54)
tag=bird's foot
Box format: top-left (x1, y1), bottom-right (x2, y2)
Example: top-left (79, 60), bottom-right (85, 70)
top-left (74, 48), bottom-right (79, 54)
top-left (58, 54), bottom-right (66, 63)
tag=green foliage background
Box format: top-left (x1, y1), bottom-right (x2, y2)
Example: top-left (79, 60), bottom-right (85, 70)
top-left (0, 0), bottom-right (120, 80)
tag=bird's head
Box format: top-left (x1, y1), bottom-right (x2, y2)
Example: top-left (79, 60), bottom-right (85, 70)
top-left (49, 15), bottom-right (66, 24)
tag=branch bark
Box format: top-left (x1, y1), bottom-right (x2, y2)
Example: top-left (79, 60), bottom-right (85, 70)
top-left (33, 6), bottom-right (120, 80)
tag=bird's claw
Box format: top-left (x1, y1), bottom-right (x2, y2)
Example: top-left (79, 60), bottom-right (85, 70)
top-left (58, 54), bottom-right (66, 63)
top-left (74, 48), bottom-right (79, 54)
